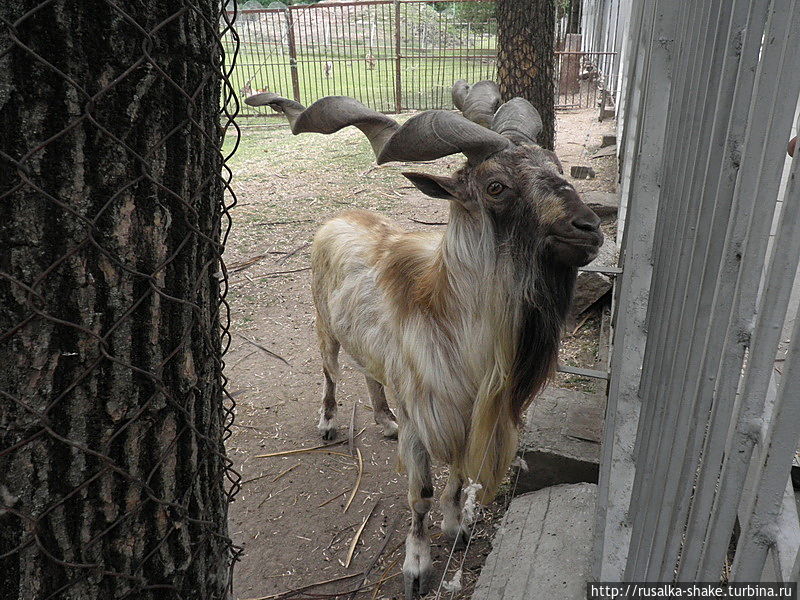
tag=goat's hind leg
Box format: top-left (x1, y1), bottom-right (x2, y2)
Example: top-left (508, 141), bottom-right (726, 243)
top-left (440, 470), bottom-right (469, 548)
top-left (317, 330), bottom-right (340, 440)
top-left (400, 427), bottom-right (433, 600)
top-left (365, 376), bottom-right (398, 439)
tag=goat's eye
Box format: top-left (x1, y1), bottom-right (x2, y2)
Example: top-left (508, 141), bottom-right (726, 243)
top-left (487, 182), bottom-right (506, 196)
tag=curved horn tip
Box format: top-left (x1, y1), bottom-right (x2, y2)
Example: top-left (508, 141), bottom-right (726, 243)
top-left (452, 79), bottom-right (471, 110)
top-left (244, 92), bottom-right (284, 107)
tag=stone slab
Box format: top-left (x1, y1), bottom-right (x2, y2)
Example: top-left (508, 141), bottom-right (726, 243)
top-left (472, 483), bottom-right (596, 600)
top-left (516, 387), bottom-right (603, 494)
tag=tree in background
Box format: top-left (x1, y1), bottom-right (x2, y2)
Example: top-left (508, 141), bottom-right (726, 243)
top-left (496, 0), bottom-right (556, 150)
top-left (0, 1), bottom-right (237, 598)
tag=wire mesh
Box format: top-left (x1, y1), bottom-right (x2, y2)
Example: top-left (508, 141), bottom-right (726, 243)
top-left (0, 1), bottom-right (242, 598)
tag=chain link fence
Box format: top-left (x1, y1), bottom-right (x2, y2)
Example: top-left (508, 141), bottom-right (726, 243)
top-left (1, 1), bottom-right (242, 598)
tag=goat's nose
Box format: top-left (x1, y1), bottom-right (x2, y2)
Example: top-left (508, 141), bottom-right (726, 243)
top-left (571, 211), bottom-right (601, 233)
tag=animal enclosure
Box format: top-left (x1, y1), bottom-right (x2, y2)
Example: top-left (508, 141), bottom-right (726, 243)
top-left (224, 0), bottom-right (610, 118)
top-left (221, 106), bottom-right (618, 599)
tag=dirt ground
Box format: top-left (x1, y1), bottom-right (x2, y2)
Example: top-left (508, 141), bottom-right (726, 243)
top-left (223, 108), bottom-right (617, 600)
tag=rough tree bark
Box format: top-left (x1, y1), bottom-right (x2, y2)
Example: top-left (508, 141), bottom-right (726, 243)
top-left (496, 0), bottom-right (557, 150)
top-left (0, 2), bottom-right (235, 599)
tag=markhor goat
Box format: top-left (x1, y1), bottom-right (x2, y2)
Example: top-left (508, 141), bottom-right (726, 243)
top-left (245, 84), bottom-right (602, 597)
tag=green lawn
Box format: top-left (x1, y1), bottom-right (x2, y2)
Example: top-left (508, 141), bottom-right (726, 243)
top-left (223, 6), bottom-right (498, 114)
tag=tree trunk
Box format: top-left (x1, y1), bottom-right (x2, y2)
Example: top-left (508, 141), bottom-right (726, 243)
top-left (496, 0), bottom-right (556, 150)
top-left (0, 2), bottom-right (235, 599)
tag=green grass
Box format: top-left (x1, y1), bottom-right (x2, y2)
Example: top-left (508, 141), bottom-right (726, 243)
top-left (227, 47), bottom-right (496, 113)
top-left (223, 4), bottom-right (498, 113)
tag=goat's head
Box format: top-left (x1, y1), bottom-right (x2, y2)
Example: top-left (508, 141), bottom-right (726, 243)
top-left (245, 90), bottom-right (602, 267)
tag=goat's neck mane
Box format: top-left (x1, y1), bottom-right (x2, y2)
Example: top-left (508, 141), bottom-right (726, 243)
top-left (440, 205), bottom-right (576, 421)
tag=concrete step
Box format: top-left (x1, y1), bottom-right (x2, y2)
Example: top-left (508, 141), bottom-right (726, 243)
top-left (472, 483), bottom-right (596, 600)
top-left (515, 387), bottom-right (603, 494)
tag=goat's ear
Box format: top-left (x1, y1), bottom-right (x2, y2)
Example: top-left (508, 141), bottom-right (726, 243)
top-left (402, 172), bottom-right (460, 200)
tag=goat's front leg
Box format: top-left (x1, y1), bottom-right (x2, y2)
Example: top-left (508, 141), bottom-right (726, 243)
top-left (400, 427), bottom-right (433, 600)
top-left (440, 470), bottom-right (469, 548)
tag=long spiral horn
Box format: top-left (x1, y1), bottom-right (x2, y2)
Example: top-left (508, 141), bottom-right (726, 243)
top-left (453, 80), bottom-right (501, 128)
top-left (245, 93), bottom-right (510, 165)
top-left (491, 97), bottom-right (543, 145)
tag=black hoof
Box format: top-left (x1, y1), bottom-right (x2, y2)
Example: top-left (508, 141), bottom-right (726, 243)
top-left (321, 427), bottom-right (337, 441)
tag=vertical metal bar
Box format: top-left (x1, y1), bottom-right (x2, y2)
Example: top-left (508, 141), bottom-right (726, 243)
top-left (284, 8), bottom-right (302, 104)
top-left (393, 0), bottom-right (402, 113)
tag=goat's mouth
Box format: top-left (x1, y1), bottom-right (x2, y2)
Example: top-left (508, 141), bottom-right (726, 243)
top-left (548, 232), bottom-right (604, 266)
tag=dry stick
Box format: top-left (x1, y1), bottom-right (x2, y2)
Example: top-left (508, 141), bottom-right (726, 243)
top-left (343, 447), bottom-right (364, 513)
top-left (294, 573), bottom-right (404, 600)
top-left (345, 500), bottom-right (379, 569)
top-left (571, 311), bottom-right (593, 336)
top-left (348, 402), bottom-right (357, 458)
top-left (234, 332), bottom-right (291, 367)
top-left (252, 267), bottom-right (311, 281)
top-left (253, 218), bottom-right (313, 227)
top-left (228, 254), bottom-right (268, 273)
top-left (317, 489), bottom-right (348, 508)
top-left (255, 440), bottom-right (347, 459)
top-left (241, 572), bottom-right (365, 600)
top-left (229, 350), bottom-right (256, 371)
top-left (324, 522), bottom-right (359, 553)
top-left (257, 484), bottom-right (290, 509)
top-left (307, 449), bottom-right (353, 458)
top-left (271, 462), bottom-right (301, 483)
top-left (409, 217), bottom-right (448, 226)
top-left (276, 242), bottom-right (311, 264)
top-left (282, 574), bottom-right (404, 600)
top-left (371, 557), bottom-right (402, 600)
top-left (348, 513), bottom-right (403, 600)
top-left (254, 429), bottom-right (367, 460)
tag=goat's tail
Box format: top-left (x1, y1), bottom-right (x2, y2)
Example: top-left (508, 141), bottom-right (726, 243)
top-left (463, 383), bottom-right (518, 504)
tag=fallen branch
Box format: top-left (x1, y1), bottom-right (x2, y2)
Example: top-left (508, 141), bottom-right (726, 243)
top-left (272, 462), bottom-right (301, 483)
top-left (371, 558), bottom-right (402, 600)
top-left (253, 267), bottom-right (311, 281)
top-left (571, 312), bottom-right (593, 336)
top-left (253, 218), bottom-right (313, 227)
top-left (347, 402), bottom-right (357, 458)
top-left (409, 217), bottom-right (448, 226)
top-left (317, 489), bottom-right (348, 508)
top-left (241, 572), bottom-right (364, 600)
top-left (348, 513), bottom-right (402, 600)
top-left (344, 500), bottom-right (379, 568)
top-left (234, 332), bottom-right (291, 366)
top-left (343, 447), bottom-right (363, 513)
top-left (228, 254), bottom-right (268, 273)
top-left (276, 242), bottom-right (311, 264)
top-left (257, 484), bottom-right (290, 508)
top-left (293, 572), bottom-right (403, 599)
top-left (255, 440), bottom-right (345, 459)
top-left (307, 449), bottom-right (353, 458)
top-left (254, 430), bottom-right (366, 460)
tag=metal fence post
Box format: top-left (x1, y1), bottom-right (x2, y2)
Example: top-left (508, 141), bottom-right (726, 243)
top-left (394, 0), bottom-right (402, 113)
top-left (284, 8), bottom-right (302, 103)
